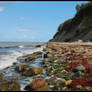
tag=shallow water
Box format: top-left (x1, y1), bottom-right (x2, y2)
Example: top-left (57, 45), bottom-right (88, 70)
top-left (0, 42), bottom-right (45, 70)
top-left (0, 42), bottom-right (45, 48)
top-left (0, 42), bottom-right (47, 91)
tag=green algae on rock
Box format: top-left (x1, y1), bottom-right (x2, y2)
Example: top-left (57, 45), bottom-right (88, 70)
top-left (0, 81), bottom-right (20, 91)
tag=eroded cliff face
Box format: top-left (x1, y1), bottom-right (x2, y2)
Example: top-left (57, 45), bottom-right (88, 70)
top-left (50, 3), bottom-right (92, 42)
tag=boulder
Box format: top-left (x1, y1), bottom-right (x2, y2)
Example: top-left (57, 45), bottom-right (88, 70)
top-left (33, 51), bottom-right (42, 55)
top-left (55, 81), bottom-right (66, 90)
top-left (23, 68), bottom-right (32, 76)
top-left (47, 53), bottom-right (53, 58)
top-left (43, 48), bottom-right (52, 52)
top-left (36, 45), bottom-right (41, 47)
top-left (33, 51), bottom-right (42, 58)
top-left (31, 67), bottom-right (43, 75)
top-left (76, 85), bottom-right (82, 89)
top-left (46, 76), bottom-right (57, 85)
top-left (13, 62), bottom-right (17, 65)
top-left (43, 52), bottom-right (53, 59)
top-left (73, 64), bottom-right (86, 72)
top-left (5, 73), bottom-right (21, 81)
top-left (37, 55), bottom-right (42, 58)
top-left (25, 55), bottom-right (35, 62)
top-left (0, 73), bottom-right (20, 91)
top-left (16, 65), bottom-right (43, 76)
top-left (72, 71), bottom-right (82, 78)
top-left (0, 81), bottom-right (20, 91)
top-left (56, 70), bottom-right (68, 78)
top-left (24, 78), bottom-right (50, 91)
top-left (65, 80), bottom-right (72, 85)
top-left (15, 63), bottom-right (31, 72)
top-left (0, 73), bottom-right (4, 79)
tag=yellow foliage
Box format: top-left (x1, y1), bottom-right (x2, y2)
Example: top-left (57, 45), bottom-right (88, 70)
top-left (63, 19), bottom-right (72, 26)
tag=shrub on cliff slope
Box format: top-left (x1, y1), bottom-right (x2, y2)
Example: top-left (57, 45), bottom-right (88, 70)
top-left (76, 1), bottom-right (92, 12)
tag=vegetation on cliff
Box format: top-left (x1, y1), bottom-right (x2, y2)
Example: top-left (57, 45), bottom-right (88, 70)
top-left (50, 1), bottom-right (92, 42)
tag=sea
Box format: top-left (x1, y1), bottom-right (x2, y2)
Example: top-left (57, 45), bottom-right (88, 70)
top-left (0, 42), bottom-right (46, 70)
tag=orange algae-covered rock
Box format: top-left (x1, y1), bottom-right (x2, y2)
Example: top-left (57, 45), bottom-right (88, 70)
top-left (24, 78), bottom-right (50, 91)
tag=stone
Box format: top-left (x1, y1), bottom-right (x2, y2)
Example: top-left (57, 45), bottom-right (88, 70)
top-left (46, 76), bottom-right (57, 85)
top-left (23, 67), bottom-right (43, 76)
top-left (31, 67), bottom-right (43, 75)
top-left (0, 73), bottom-right (4, 79)
top-left (33, 51), bottom-right (42, 55)
top-left (23, 68), bottom-right (32, 76)
top-left (56, 70), bottom-right (66, 78)
top-left (36, 45), bottom-right (41, 47)
top-left (55, 81), bottom-right (66, 90)
top-left (15, 63), bottom-right (30, 72)
top-left (73, 71), bottom-right (82, 78)
top-left (25, 55), bottom-right (35, 62)
top-left (5, 73), bottom-right (21, 81)
top-left (15, 64), bottom-right (35, 77)
top-left (73, 64), bottom-right (86, 72)
top-left (65, 80), bottom-right (72, 85)
top-left (47, 53), bottom-right (53, 58)
top-left (44, 48), bottom-right (52, 52)
top-left (37, 55), bottom-right (42, 58)
top-left (0, 81), bottom-right (20, 91)
top-left (76, 85), bottom-right (82, 89)
top-left (24, 78), bottom-right (50, 91)
top-left (0, 75), bottom-right (20, 92)
top-left (13, 62), bottom-right (17, 65)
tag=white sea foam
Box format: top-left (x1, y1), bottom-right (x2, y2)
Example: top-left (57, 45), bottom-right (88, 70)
top-left (0, 46), bottom-right (44, 70)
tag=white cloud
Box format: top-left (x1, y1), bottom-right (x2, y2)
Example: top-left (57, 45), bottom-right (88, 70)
top-left (0, 2), bottom-right (19, 12)
top-left (15, 26), bottom-right (31, 32)
top-left (0, 7), bottom-right (4, 12)
top-left (23, 34), bottom-right (28, 38)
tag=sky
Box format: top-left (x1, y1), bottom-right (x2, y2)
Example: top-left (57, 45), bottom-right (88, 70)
top-left (0, 1), bottom-right (88, 42)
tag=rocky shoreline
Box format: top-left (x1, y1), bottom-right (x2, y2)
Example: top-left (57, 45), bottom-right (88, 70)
top-left (0, 42), bottom-right (92, 91)
top-left (0, 45), bottom-right (46, 91)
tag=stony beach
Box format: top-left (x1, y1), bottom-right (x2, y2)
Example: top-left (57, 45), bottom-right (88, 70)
top-left (0, 42), bottom-right (92, 91)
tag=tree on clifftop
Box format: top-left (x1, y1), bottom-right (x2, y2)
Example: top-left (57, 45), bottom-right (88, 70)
top-left (76, 4), bottom-right (81, 12)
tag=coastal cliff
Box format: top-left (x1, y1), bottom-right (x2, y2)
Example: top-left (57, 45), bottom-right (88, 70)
top-left (50, 2), bottom-right (92, 42)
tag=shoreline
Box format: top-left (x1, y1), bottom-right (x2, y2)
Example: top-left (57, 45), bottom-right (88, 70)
top-left (0, 43), bottom-right (47, 91)
top-left (0, 44), bottom-right (46, 70)
top-left (0, 42), bottom-right (92, 91)
top-left (48, 42), bottom-right (92, 46)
